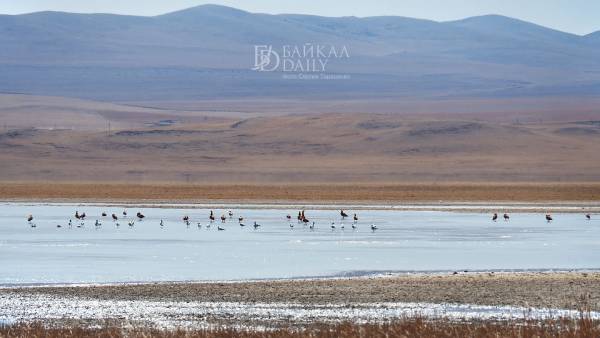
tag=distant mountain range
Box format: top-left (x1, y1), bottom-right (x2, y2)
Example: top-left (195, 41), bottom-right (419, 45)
top-left (0, 4), bottom-right (599, 101)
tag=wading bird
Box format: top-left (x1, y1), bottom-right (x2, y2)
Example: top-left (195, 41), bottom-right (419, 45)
top-left (310, 222), bottom-right (315, 230)
top-left (136, 212), bottom-right (145, 220)
top-left (371, 224), bottom-right (378, 232)
top-left (253, 222), bottom-right (261, 230)
top-left (112, 214), bottom-right (118, 221)
top-left (239, 216), bottom-right (244, 222)
top-left (123, 210), bottom-right (127, 216)
top-left (183, 215), bottom-right (189, 222)
top-left (503, 213), bottom-right (510, 221)
top-left (353, 214), bottom-right (358, 222)
top-left (160, 220), bottom-right (164, 227)
top-left (221, 214), bottom-right (227, 223)
top-left (240, 222), bottom-right (246, 227)
top-left (331, 221), bottom-right (336, 230)
top-left (286, 214), bottom-right (292, 221)
top-left (102, 212), bottom-right (107, 217)
top-left (340, 210), bottom-right (348, 219)
top-left (27, 214), bottom-right (33, 222)
top-left (586, 214), bottom-right (591, 220)
top-left (546, 214), bottom-right (553, 223)
top-left (209, 211), bottom-right (215, 222)
top-left (218, 226), bottom-right (225, 231)
top-left (228, 210), bottom-right (233, 218)
top-left (492, 213), bottom-right (498, 222)
top-left (128, 220), bottom-right (135, 227)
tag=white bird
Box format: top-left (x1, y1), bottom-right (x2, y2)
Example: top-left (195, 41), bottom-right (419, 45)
top-left (218, 226), bottom-right (225, 231)
top-left (309, 222), bottom-right (315, 230)
top-left (289, 223), bottom-right (294, 229)
top-left (331, 221), bottom-right (336, 230)
top-left (128, 221), bottom-right (135, 227)
top-left (240, 223), bottom-right (246, 227)
top-left (371, 224), bottom-right (378, 231)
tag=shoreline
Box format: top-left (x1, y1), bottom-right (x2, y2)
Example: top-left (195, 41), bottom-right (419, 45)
top-left (2, 200), bottom-right (600, 213)
top-left (2, 272), bottom-right (599, 329)
top-left (3, 272), bottom-right (599, 310)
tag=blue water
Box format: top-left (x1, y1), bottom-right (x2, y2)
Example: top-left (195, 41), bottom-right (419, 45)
top-left (0, 203), bottom-right (598, 284)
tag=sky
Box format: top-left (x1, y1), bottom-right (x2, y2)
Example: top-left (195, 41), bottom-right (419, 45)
top-left (0, 0), bottom-right (598, 35)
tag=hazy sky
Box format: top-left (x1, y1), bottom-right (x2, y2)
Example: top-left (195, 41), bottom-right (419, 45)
top-left (1, 0), bottom-right (598, 35)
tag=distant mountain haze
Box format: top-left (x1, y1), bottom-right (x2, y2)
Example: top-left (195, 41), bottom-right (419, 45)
top-left (0, 4), bottom-right (599, 101)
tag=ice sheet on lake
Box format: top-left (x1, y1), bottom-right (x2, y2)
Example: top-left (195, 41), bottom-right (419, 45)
top-left (1, 203), bottom-right (599, 284)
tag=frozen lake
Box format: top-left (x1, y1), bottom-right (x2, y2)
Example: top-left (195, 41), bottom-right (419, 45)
top-left (0, 203), bottom-right (598, 285)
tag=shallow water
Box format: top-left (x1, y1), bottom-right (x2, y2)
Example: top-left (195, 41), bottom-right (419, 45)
top-left (0, 203), bottom-right (598, 284)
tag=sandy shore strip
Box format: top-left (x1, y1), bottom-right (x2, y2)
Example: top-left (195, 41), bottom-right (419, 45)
top-left (3, 272), bottom-right (599, 310)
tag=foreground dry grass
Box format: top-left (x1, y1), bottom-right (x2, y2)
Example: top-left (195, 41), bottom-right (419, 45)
top-left (1, 182), bottom-right (600, 203)
top-left (2, 318), bottom-right (599, 338)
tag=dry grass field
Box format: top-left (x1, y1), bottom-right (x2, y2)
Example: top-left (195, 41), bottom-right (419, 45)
top-left (1, 94), bottom-right (599, 200)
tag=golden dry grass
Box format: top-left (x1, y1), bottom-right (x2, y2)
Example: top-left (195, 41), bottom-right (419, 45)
top-left (1, 182), bottom-right (599, 202)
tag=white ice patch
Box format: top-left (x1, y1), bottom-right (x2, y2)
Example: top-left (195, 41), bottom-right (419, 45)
top-left (0, 293), bottom-right (597, 329)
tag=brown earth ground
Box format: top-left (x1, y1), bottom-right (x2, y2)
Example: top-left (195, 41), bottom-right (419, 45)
top-left (4, 272), bottom-right (599, 311)
top-left (1, 182), bottom-right (600, 204)
top-left (1, 94), bottom-right (600, 185)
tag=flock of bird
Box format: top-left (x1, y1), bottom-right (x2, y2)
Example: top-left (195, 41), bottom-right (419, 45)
top-left (24, 209), bottom-right (381, 231)
top-left (491, 212), bottom-right (592, 222)
top-left (24, 209), bottom-right (595, 230)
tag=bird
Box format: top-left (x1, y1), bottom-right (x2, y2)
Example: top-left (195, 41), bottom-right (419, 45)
top-left (286, 214), bottom-right (292, 221)
top-left (309, 222), bottom-right (315, 230)
top-left (240, 222), bottom-right (246, 227)
top-left (122, 210), bottom-right (127, 216)
top-left (116, 222), bottom-right (120, 227)
top-left (80, 212), bottom-right (86, 220)
top-left (352, 223), bottom-right (357, 230)
top-left (75, 211), bottom-right (80, 220)
top-left (112, 214), bottom-right (118, 221)
top-left (68, 220), bottom-right (72, 228)
top-left (238, 216), bottom-right (244, 222)
top-left (546, 214), bottom-right (553, 223)
top-left (492, 213), bottom-right (498, 222)
top-left (183, 215), bottom-right (189, 222)
top-left (353, 214), bottom-right (358, 222)
top-left (77, 222), bottom-right (84, 228)
top-left (218, 226), bottom-right (225, 231)
top-left (185, 220), bottom-right (190, 227)
top-left (94, 220), bottom-right (101, 227)
top-left (371, 224), bottom-right (378, 231)
top-left (586, 214), bottom-right (591, 220)
top-left (160, 220), bottom-right (164, 227)
top-left (27, 214), bottom-right (33, 222)
top-left (253, 222), bottom-right (261, 229)
top-left (136, 212), bottom-right (145, 220)
top-left (340, 222), bottom-right (345, 230)
top-left (331, 221), bottom-right (336, 230)
top-left (56, 224), bottom-right (62, 228)
top-left (209, 211), bottom-right (215, 222)
top-left (289, 223), bottom-right (294, 229)
top-left (503, 213), bottom-right (510, 221)
top-left (221, 215), bottom-right (227, 223)
top-left (101, 212), bottom-right (107, 217)
top-left (340, 210), bottom-right (348, 218)
top-left (228, 210), bottom-right (233, 218)
top-left (297, 211), bottom-right (303, 223)
top-left (128, 220), bottom-right (135, 227)
top-left (30, 222), bottom-right (36, 228)
top-left (197, 222), bottom-right (202, 228)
